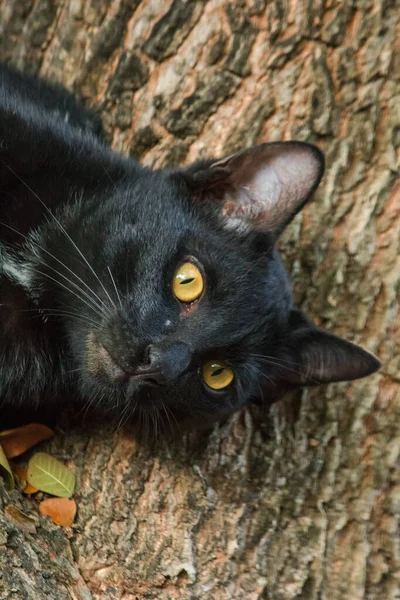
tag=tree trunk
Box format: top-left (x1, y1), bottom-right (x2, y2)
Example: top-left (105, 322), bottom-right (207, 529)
top-left (0, 1), bottom-right (399, 599)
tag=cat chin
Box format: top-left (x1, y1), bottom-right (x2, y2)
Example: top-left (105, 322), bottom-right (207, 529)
top-left (77, 372), bottom-right (223, 422)
top-left (77, 372), bottom-right (164, 408)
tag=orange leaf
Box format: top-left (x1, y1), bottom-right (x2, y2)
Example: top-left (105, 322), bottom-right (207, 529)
top-left (12, 464), bottom-right (39, 494)
top-left (24, 482), bottom-right (40, 494)
top-left (39, 498), bottom-right (77, 528)
top-left (0, 423), bottom-right (54, 459)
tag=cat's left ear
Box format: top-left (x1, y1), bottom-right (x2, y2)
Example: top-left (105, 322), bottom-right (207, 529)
top-left (183, 142), bottom-right (324, 237)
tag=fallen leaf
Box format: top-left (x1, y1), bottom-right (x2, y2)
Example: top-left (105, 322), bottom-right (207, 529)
top-left (5, 505), bottom-right (36, 533)
top-left (12, 464), bottom-right (39, 494)
top-left (0, 444), bottom-right (14, 489)
top-left (39, 498), bottom-right (77, 527)
top-left (24, 482), bottom-right (40, 495)
top-left (27, 452), bottom-right (75, 498)
top-left (0, 423), bottom-right (54, 459)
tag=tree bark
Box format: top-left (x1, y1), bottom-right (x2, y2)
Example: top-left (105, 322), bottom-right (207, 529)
top-left (0, 1), bottom-right (399, 599)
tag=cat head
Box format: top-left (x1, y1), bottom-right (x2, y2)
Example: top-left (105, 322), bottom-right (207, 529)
top-left (39, 141), bottom-right (380, 426)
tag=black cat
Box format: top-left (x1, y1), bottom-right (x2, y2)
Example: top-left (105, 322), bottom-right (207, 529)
top-left (0, 64), bottom-right (380, 428)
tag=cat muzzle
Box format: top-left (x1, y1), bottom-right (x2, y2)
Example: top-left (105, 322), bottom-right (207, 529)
top-left (132, 342), bottom-right (192, 385)
top-left (91, 337), bottom-right (192, 386)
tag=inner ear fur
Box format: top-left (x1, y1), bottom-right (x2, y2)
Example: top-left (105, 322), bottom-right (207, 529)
top-left (182, 141), bottom-right (325, 237)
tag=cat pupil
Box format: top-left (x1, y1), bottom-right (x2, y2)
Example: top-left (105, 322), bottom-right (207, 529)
top-left (181, 278), bottom-right (195, 285)
top-left (212, 368), bottom-right (225, 377)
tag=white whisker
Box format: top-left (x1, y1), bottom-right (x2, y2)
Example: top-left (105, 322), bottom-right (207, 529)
top-left (0, 159), bottom-right (116, 312)
top-left (107, 265), bottom-right (122, 309)
top-left (0, 218), bottom-right (112, 317)
top-left (31, 267), bottom-right (104, 319)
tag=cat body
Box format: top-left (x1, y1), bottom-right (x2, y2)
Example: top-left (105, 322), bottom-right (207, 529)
top-left (0, 64), bottom-right (380, 426)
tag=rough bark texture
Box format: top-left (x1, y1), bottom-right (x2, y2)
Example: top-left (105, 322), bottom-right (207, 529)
top-left (0, 1), bottom-right (399, 599)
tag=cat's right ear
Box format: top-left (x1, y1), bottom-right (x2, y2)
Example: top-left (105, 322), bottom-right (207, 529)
top-left (275, 309), bottom-right (381, 387)
top-left (181, 142), bottom-right (324, 238)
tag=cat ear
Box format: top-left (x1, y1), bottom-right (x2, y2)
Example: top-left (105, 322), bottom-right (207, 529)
top-left (255, 326), bottom-right (380, 407)
top-left (280, 317), bottom-right (381, 385)
top-left (184, 142), bottom-right (324, 236)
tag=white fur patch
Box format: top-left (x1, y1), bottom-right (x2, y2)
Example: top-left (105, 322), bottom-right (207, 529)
top-left (0, 245), bottom-right (33, 290)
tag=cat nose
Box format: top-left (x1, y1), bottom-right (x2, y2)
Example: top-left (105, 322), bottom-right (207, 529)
top-left (132, 342), bottom-right (192, 384)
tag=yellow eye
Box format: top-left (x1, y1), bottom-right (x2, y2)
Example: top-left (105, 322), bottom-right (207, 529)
top-left (203, 361), bottom-right (234, 390)
top-left (173, 262), bottom-right (204, 303)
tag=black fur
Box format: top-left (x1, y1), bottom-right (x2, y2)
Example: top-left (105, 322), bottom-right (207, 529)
top-left (0, 65), bottom-right (380, 429)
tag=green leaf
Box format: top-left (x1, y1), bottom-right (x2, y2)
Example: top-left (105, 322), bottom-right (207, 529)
top-left (27, 452), bottom-right (75, 498)
top-left (0, 443), bottom-right (14, 489)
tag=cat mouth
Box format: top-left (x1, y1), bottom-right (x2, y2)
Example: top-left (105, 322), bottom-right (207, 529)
top-left (86, 333), bottom-right (165, 385)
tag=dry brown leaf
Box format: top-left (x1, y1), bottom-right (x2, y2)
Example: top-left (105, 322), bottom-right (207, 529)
top-left (5, 505), bottom-right (37, 534)
top-left (39, 497), bottom-right (77, 528)
top-left (12, 464), bottom-right (39, 494)
top-left (0, 423), bottom-right (54, 459)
